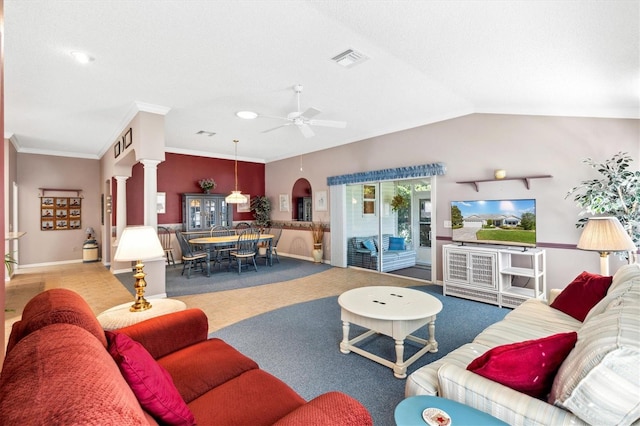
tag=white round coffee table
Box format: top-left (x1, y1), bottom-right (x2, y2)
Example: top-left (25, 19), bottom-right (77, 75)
top-left (338, 286), bottom-right (443, 378)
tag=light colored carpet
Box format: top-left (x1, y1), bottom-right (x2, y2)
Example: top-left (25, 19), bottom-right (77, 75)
top-left (5, 259), bottom-right (426, 348)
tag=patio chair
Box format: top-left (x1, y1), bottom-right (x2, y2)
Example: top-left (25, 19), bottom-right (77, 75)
top-left (230, 229), bottom-right (260, 274)
top-left (157, 226), bottom-right (175, 267)
top-left (175, 230), bottom-right (210, 278)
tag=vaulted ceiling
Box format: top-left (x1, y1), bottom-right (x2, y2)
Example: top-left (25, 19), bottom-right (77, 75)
top-left (4, 1), bottom-right (639, 163)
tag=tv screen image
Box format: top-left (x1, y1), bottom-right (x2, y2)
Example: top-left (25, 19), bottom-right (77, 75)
top-left (451, 199), bottom-right (537, 248)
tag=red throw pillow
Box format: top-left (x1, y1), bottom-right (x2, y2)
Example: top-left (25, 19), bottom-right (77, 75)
top-left (550, 271), bottom-right (613, 321)
top-left (467, 332), bottom-right (578, 399)
top-left (106, 331), bottom-right (195, 426)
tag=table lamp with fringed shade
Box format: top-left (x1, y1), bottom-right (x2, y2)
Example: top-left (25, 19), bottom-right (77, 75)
top-left (577, 217), bottom-right (636, 276)
top-left (114, 226), bottom-right (164, 312)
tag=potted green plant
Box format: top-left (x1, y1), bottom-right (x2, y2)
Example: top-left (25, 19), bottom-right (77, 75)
top-left (390, 194), bottom-right (409, 212)
top-left (251, 196), bottom-right (271, 230)
top-left (198, 178), bottom-right (216, 194)
top-left (566, 151), bottom-right (639, 260)
top-left (5, 252), bottom-right (17, 276)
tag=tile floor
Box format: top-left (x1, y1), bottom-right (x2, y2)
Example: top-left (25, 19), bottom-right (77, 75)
top-left (5, 260), bottom-right (425, 348)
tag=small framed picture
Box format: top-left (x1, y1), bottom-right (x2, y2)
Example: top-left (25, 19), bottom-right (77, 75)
top-left (238, 195), bottom-right (251, 212)
top-left (69, 197), bottom-right (81, 207)
top-left (114, 140), bottom-right (121, 158)
top-left (156, 192), bottom-right (166, 214)
top-left (315, 190), bottom-right (327, 211)
top-left (124, 128), bottom-right (133, 148)
top-left (41, 220), bottom-right (54, 230)
top-left (41, 197), bottom-right (54, 207)
top-left (279, 194), bottom-right (290, 212)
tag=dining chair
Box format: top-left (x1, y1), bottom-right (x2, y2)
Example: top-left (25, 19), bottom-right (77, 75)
top-left (209, 225), bottom-right (234, 270)
top-left (230, 229), bottom-right (260, 274)
top-left (235, 222), bottom-right (251, 231)
top-left (157, 226), bottom-right (175, 267)
top-left (269, 227), bottom-right (283, 264)
top-left (175, 230), bottom-right (210, 278)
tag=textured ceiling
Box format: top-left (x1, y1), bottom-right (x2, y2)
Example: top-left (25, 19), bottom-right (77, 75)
top-left (4, 1), bottom-right (639, 163)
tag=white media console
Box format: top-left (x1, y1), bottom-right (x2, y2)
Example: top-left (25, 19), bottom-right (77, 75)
top-left (443, 243), bottom-right (546, 308)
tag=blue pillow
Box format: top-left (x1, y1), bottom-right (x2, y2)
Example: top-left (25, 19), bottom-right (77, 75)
top-left (388, 237), bottom-right (405, 250)
top-left (362, 239), bottom-right (376, 252)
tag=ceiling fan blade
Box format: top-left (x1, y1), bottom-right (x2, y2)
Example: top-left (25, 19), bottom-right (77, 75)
top-left (308, 119), bottom-right (347, 128)
top-left (298, 124), bottom-right (315, 138)
top-left (257, 113), bottom-right (291, 121)
top-left (301, 107), bottom-right (321, 119)
top-left (261, 123), bottom-right (290, 133)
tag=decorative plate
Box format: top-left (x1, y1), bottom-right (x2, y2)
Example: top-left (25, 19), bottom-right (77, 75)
top-left (422, 407), bottom-right (451, 426)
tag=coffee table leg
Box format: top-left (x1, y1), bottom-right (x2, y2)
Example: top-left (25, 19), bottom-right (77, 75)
top-left (394, 339), bottom-right (407, 379)
top-left (340, 321), bottom-right (351, 354)
top-left (428, 319), bottom-right (438, 353)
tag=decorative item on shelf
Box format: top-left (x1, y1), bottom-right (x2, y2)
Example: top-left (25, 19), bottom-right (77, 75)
top-left (566, 151), bottom-right (639, 264)
top-left (83, 226), bottom-right (99, 263)
top-left (390, 194), bottom-right (409, 212)
top-left (5, 252), bottom-right (17, 276)
top-left (113, 226), bottom-right (164, 312)
top-left (226, 139), bottom-right (248, 204)
top-left (577, 217), bottom-right (636, 276)
top-left (310, 222), bottom-right (325, 263)
top-left (494, 169), bottom-right (507, 179)
top-left (198, 178), bottom-right (216, 194)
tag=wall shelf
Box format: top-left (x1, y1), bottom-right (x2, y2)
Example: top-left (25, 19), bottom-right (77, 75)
top-left (39, 188), bottom-right (83, 197)
top-left (456, 175), bottom-right (552, 192)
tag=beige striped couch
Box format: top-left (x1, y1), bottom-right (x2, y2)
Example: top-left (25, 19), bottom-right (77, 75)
top-left (405, 263), bottom-right (640, 426)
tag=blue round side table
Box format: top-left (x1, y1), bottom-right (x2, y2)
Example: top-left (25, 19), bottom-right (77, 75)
top-left (395, 396), bottom-right (509, 426)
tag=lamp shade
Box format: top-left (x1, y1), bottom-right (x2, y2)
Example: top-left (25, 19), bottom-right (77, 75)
top-left (577, 217), bottom-right (636, 252)
top-left (225, 190), bottom-right (247, 204)
top-left (85, 227), bottom-right (95, 235)
top-left (113, 226), bottom-right (164, 262)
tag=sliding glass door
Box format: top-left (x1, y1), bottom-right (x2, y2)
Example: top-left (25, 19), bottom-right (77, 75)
top-left (345, 178), bottom-right (434, 279)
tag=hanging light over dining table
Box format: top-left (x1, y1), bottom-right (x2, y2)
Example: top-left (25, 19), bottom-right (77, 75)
top-left (226, 139), bottom-right (248, 204)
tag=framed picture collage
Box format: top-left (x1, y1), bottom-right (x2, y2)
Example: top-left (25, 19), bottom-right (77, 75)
top-left (41, 197), bottom-right (82, 230)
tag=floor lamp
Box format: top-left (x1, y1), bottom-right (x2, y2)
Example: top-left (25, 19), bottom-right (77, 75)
top-left (577, 217), bottom-right (636, 276)
top-left (113, 226), bottom-right (164, 312)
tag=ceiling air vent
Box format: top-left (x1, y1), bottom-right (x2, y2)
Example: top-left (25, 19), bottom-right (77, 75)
top-left (331, 49), bottom-right (368, 68)
top-left (196, 130), bottom-right (216, 137)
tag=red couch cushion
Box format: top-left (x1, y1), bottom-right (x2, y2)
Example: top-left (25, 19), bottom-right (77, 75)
top-left (107, 331), bottom-right (195, 426)
top-left (467, 332), bottom-right (578, 398)
top-left (7, 288), bottom-right (107, 353)
top-left (0, 324), bottom-right (148, 424)
top-left (550, 271), bottom-right (613, 321)
top-left (188, 369), bottom-right (306, 426)
top-left (158, 337), bottom-right (259, 403)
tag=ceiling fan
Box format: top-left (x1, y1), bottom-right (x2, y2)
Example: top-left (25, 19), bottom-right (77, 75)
top-left (254, 84), bottom-right (347, 138)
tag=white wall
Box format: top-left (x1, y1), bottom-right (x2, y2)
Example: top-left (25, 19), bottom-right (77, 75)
top-left (265, 113), bottom-right (639, 289)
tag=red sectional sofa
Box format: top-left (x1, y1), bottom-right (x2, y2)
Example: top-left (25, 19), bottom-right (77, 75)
top-left (0, 288), bottom-right (372, 425)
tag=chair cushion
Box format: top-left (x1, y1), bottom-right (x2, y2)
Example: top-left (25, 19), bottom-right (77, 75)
top-left (550, 271), bottom-right (612, 321)
top-left (388, 237), bottom-right (405, 250)
top-left (361, 239), bottom-right (376, 252)
top-left (107, 331), bottom-right (196, 426)
top-left (467, 332), bottom-right (577, 399)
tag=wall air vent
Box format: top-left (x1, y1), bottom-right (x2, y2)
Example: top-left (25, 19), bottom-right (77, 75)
top-left (331, 49), bottom-right (368, 68)
top-left (196, 130), bottom-right (216, 137)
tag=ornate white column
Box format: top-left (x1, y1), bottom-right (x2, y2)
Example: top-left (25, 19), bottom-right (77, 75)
top-left (114, 175), bottom-right (129, 241)
top-left (140, 159), bottom-right (161, 227)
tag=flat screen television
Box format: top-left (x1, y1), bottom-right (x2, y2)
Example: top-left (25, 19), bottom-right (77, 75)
top-left (451, 199), bottom-right (537, 248)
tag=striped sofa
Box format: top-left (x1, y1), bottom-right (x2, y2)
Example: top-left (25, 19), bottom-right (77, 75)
top-left (405, 263), bottom-right (640, 426)
top-left (347, 234), bottom-right (416, 272)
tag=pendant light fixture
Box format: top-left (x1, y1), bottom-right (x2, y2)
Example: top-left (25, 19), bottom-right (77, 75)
top-left (226, 139), bottom-right (248, 204)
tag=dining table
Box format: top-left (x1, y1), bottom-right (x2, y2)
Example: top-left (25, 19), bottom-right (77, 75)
top-left (189, 233), bottom-right (275, 267)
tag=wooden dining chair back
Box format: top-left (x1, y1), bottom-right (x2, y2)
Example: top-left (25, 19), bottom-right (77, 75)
top-left (209, 226), bottom-right (234, 269)
top-left (230, 229), bottom-right (260, 274)
top-left (175, 230), bottom-right (210, 278)
top-left (157, 226), bottom-right (175, 267)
